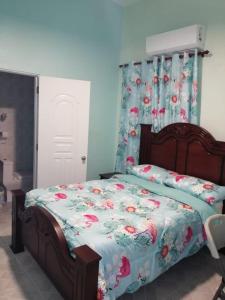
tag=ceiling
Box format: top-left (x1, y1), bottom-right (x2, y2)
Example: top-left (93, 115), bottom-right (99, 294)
top-left (112, 0), bottom-right (141, 7)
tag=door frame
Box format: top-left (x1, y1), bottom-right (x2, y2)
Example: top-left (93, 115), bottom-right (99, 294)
top-left (0, 67), bottom-right (38, 77)
top-left (33, 76), bottom-right (39, 188)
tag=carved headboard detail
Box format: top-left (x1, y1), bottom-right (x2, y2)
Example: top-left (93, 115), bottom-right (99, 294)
top-left (139, 123), bottom-right (225, 186)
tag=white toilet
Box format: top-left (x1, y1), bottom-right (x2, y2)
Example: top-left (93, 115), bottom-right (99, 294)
top-left (0, 159), bottom-right (33, 202)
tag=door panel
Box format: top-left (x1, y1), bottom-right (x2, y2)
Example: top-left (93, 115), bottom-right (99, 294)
top-left (37, 76), bottom-right (90, 188)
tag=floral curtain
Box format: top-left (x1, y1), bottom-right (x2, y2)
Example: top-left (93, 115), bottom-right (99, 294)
top-left (115, 50), bottom-right (199, 173)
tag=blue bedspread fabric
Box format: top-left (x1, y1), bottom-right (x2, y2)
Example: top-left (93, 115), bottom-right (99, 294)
top-left (25, 175), bottom-right (216, 300)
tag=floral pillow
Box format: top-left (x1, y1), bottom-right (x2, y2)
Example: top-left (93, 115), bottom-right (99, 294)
top-left (127, 164), bottom-right (169, 184)
top-left (165, 172), bottom-right (225, 205)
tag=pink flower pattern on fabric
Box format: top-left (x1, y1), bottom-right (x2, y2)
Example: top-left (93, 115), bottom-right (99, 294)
top-left (115, 51), bottom-right (198, 173)
top-left (55, 193), bottom-right (67, 199)
top-left (114, 256), bottom-right (131, 288)
top-left (84, 214), bottom-right (99, 228)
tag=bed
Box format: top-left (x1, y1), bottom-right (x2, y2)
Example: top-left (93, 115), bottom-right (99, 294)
top-left (10, 123), bottom-right (225, 300)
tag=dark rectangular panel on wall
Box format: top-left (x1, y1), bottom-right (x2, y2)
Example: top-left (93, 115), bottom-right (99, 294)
top-left (139, 124), bottom-right (177, 170)
top-left (150, 139), bottom-right (177, 170)
top-left (139, 124), bottom-right (152, 165)
top-left (174, 140), bottom-right (187, 174)
top-left (186, 141), bottom-right (223, 183)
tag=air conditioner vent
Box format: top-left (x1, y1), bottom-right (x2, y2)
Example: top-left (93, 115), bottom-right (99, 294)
top-left (146, 25), bottom-right (205, 57)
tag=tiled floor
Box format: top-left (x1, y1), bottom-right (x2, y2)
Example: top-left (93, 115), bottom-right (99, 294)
top-left (0, 202), bottom-right (222, 300)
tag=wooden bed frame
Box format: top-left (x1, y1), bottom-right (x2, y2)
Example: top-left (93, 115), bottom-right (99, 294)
top-left (10, 123), bottom-right (225, 300)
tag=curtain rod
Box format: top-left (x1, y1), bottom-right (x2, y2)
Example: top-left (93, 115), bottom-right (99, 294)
top-left (119, 50), bottom-right (210, 68)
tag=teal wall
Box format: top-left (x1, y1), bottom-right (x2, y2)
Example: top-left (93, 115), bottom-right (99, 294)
top-left (0, 0), bottom-right (122, 179)
top-left (121, 0), bottom-right (225, 140)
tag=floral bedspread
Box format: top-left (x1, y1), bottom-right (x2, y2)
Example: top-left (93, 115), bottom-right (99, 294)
top-left (25, 175), bottom-right (214, 300)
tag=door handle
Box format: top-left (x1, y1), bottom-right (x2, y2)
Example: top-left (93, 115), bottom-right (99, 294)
top-left (81, 156), bottom-right (87, 163)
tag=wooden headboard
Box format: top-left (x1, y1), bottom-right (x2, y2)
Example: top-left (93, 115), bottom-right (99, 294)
top-left (139, 123), bottom-right (225, 186)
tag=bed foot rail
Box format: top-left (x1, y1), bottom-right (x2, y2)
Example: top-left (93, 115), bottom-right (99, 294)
top-left (10, 189), bottom-right (25, 253)
top-left (74, 245), bottom-right (102, 300)
top-left (10, 193), bottom-right (101, 300)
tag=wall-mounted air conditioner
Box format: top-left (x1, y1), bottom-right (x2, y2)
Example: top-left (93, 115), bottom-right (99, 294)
top-left (146, 25), bottom-right (205, 56)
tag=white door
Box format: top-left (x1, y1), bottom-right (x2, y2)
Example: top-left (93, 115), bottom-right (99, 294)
top-left (36, 76), bottom-right (90, 188)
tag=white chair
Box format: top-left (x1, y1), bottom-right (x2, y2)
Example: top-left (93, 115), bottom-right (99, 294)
top-left (205, 214), bottom-right (225, 300)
